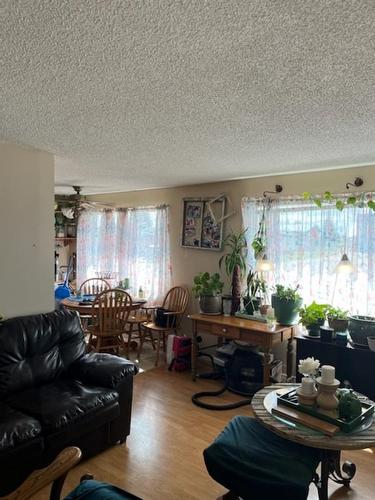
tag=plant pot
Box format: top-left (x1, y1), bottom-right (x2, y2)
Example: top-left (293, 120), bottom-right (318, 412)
top-left (244, 297), bottom-right (260, 316)
top-left (328, 318), bottom-right (348, 332)
top-left (348, 315), bottom-right (375, 346)
top-left (199, 295), bottom-right (222, 315)
top-left (259, 304), bottom-right (270, 316)
top-left (306, 320), bottom-right (325, 337)
top-left (222, 295), bottom-right (232, 316)
top-left (271, 294), bottom-right (303, 326)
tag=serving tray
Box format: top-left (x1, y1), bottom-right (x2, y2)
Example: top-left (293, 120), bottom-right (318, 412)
top-left (278, 389), bottom-right (374, 433)
top-left (234, 311), bottom-right (267, 322)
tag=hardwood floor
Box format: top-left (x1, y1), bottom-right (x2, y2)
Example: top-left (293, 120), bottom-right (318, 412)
top-left (37, 368), bottom-right (375, 499)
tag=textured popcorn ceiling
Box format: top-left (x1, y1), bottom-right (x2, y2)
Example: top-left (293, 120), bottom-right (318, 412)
top-left (1, 1), bottom-right (375, 194)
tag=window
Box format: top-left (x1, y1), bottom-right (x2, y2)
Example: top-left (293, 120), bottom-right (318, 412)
top-left (77, 206), bottom-right (171, 303)
top-left (242, 196), bottom-right (375, 315)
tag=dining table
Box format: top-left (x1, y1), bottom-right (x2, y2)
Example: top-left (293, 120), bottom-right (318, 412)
top-left (61, 296), bottom-right (148, 353)
top-left (61, 296), bottom-right (147, 315)
top-left (251, 383), bottom-right (375, 500)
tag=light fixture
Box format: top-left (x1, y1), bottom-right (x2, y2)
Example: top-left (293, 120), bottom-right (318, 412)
top-left (256, 254), bottom-right (274, 272)
top-left (346, 177), bottom-right (363, 190)
top-left (334, 253), bottom-right (355, 274)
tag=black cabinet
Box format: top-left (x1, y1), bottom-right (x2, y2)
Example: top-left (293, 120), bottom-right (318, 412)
top-left (296, 336), bottom-right (375, 401)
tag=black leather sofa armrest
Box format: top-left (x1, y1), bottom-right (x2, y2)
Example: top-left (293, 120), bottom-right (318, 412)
top-left (68, 352), bottom-right (138, 389)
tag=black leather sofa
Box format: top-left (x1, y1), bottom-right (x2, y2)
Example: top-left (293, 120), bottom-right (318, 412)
top-left (0, 309), bottom-right (138, 495)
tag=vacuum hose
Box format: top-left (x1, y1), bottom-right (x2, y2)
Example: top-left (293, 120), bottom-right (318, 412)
top-left (191, 385), bottom-right (252, 410)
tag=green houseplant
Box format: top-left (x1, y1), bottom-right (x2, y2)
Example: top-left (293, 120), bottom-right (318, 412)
top-left (271, 285), bottom-right (303, 326)
top-left (299, 302), bottom-right (329, 337)
top-left (243, 268), bottom-right (266, 315)
top-left (326, 306), bottom-right (349, 332)
top-left (192, 272), bottom-right (224, 315)
top-left (219, 229), bottom-right (247, 314)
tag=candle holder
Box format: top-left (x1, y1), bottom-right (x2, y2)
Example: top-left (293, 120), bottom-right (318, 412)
top-left (316, 377), bottom-right (340, 416)
top-left (297, 377), bottom-right (318, 406)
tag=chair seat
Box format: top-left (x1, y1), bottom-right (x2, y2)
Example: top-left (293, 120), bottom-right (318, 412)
top-left (127, 315), bottom-right (148, 324)
top-left (204, 416), bottom-right (320, 500)
top-left (7, 380), bottom-right (119, 434)
top-left (87, 325), bottom-right (125, 337)
top-left (142, 322), bottom-right (175, 332)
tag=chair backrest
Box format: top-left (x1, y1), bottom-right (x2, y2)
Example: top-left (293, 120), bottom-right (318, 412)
top-left (0, 310), bottom-right (85, 398)
top-left (162, 286), bottom-right (189, 327)
top-left (79, 278), bottom-right (111, 296)
top-left (93, 289), bottom-right (132, 334)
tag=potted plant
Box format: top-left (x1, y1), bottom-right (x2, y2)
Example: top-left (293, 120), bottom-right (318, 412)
top-left (326, 307), bottom-right (349, 332)
top-left (219, 229), bottom-right (247, 314)
top-left (192, 272), bottom-right (224, 315)
top-left (271, 285), bottom-right (302, 326)
top-left (299, 302), bottom-right (329, 337)
top-left (243, 268), bottom-right (266, 315)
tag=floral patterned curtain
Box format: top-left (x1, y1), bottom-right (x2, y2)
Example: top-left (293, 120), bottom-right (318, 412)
top-left (77, 206), bottom-right (171, 304)
top-left (242, 195), bottom-right (375, 316)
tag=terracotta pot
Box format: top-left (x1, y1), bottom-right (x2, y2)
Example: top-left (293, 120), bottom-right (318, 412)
top-left (260, 304), bottom-right (269, 316)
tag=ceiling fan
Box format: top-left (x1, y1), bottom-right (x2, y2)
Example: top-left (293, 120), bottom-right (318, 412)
top-left (55, 185), bottom-right (114, 220)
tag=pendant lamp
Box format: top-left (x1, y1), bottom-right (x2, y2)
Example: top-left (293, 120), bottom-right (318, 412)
top-left (334, 253), bottom-right (355, 274)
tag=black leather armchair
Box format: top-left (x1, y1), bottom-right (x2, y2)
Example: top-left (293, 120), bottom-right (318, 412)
top-left (0, 309), bottom-right (138, 495)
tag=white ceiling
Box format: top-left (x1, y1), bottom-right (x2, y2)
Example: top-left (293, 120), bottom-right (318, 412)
top-left (1, 1), bottom-right (375, 195)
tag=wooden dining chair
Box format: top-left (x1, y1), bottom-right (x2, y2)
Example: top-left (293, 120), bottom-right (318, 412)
top-left (4, 447), bottom-right (142, 500)
top-left (77, 278), bottom-right (111, 333)
top-left (88, 289), bottom-right (132, 354)
top-left (78, 277), bottom-right (111, 296)
top-left (138, 286), bottom-right (189, 366)
top-left (125, 308), bottom-right (155, 358)
top-left (3, 447), bottom-right (82, 500)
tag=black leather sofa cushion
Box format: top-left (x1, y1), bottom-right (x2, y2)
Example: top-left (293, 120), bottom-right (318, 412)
top-left (7, 380), bottom-right (119, 433)
top-left (0, 310), bottom-right (85, 398)
top-left (0, 403), bottom-right (42, 452)
top-left (69, 352), bottom-right (138, 389)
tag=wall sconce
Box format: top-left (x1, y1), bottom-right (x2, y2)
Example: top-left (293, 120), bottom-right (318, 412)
top-left (263, 184), bottom-right (283, 198)
top-left (346, 177), bottom-right (363, 190)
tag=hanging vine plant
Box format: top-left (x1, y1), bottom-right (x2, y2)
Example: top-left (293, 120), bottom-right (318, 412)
top-left (303, 191), bottom-right (375, 212)
top-left (251, 199), bottom-right (270, 259)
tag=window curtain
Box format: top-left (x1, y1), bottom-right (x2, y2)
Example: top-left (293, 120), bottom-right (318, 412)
top-left (242, 195), bottom-right (375, 316)
top-left (77, 206), bottom-right (171, 304)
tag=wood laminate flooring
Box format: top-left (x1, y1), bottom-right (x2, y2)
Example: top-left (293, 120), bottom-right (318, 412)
top-left (37, 368), bottom-right (375, 499)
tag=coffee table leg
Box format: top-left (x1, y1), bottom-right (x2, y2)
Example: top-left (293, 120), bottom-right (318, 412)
top-left (286, 335), bottom-right (294, 380)
top-left (262, 350), bottom-right (271, 386)
top-left (314, 450), bottom-right (356, 500)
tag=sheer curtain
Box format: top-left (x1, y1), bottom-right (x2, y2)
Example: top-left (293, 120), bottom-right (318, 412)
top-left (242, 195), bottom-right (375, 316)
top-left (77, 206), bottom-right (171, 304)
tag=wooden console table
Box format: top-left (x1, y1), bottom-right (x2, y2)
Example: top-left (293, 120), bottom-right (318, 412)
top-left (189, 314), bottom-right (295, 385)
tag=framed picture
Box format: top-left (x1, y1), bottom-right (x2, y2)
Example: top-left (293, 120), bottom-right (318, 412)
top-left (181, 197), bottom-right (225, 250)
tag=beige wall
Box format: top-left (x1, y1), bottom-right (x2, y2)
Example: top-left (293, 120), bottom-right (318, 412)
top-left (0, 143), bottom-right (55, 318)
top-left (91, 165), bottom-right (375, 302)
top-left (91, 165), bottom-right (375, 367)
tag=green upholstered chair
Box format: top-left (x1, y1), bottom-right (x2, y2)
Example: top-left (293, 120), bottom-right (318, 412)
top-left (204, 416), bottom-right (320, 500)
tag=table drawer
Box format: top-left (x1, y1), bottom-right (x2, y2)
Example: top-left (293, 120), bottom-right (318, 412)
top-left (211, 323), bottom-right (240, 339)
top-left (196, 320), bottom-right (213, 334)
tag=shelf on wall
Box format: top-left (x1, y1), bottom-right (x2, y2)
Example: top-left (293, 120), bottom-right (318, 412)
top-left (55, 237), bottom-right (77, 247)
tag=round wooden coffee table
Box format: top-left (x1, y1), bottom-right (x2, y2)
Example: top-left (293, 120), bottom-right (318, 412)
top-left (252, 384), bottom-right (375, 500)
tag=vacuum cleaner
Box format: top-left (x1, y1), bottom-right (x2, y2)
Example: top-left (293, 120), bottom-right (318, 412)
top-left (192, 341), bottom-right (282, 410)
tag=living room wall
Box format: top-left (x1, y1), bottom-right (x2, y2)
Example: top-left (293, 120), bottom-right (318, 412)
top-left (0, 143), bottom-right (55, 318)
top-left (90, 164), bottom-right (375, 315)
